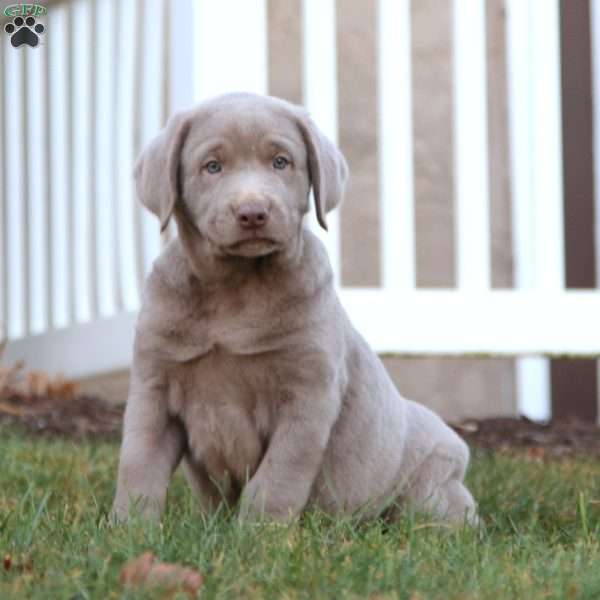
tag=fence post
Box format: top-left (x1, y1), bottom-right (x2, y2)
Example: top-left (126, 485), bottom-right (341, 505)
top-left (551, 0), bottom-right (598, 422)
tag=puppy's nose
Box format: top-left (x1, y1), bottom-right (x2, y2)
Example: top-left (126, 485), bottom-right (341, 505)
top-left (236, 204), bottom-right (270, 229)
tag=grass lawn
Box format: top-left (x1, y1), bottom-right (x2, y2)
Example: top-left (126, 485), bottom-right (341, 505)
top-left (1, 428), bottom-right (599, 599)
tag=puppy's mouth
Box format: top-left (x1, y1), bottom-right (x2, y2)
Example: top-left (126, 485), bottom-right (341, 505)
top-left (224, 237), bottom-right (279, 258)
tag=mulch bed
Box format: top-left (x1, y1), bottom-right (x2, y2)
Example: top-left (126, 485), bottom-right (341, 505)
top-left (452, 417), bottom-right (600, 459)
top-left (0, 392), bottom-right (123, 440)
top-left (0, 388), bottom-right (599, 459)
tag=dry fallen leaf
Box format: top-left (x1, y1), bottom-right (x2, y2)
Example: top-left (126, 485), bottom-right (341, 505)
top-left (2, 553), bottom-right (33, 573)
top-left (46, 373), bottom-right (78, 400)
top-left (24, 370), bottom-right (78, 400)
top-left (0, 361), bottom-right (25, 398)
top-left (26, 371), bottom-right (51, 397)
top-left (120, 552), bottom-right (203, 598)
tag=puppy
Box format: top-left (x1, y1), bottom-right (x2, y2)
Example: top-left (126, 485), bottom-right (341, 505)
top-left (112, 92), bottom-right (477, 524)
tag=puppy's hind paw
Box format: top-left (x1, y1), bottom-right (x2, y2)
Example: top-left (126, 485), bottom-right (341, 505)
top-left (441, 480), bottom-right (479, 527)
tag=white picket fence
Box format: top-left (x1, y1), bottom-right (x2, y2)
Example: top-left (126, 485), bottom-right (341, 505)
top-left (2, 0), bottom-right (600, 420)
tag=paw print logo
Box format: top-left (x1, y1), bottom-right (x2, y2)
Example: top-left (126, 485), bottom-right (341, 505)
top-left (4, 16), bottom-right (45, 48)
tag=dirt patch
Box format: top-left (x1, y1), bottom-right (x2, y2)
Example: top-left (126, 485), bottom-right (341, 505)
top-left (452, 417), bottom-right (600, 459)
top-left (0, 391), bottom-right (123, 439)
top-left (2, 394), bottom-right (599, 461)
top-left (1, 359), bottom-right (599, 454)
top-left (0, 359), bottom-right (122, 439)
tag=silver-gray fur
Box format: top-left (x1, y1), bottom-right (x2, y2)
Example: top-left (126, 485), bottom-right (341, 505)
top-left (112, 92), bottom-right (477, 525)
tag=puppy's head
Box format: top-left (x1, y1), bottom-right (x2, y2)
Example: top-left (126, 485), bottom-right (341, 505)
top-left (134, 93), bottom-right (348, 258)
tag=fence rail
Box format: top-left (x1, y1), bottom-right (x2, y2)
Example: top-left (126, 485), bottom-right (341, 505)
top-left (2, 0), bottom-right (600, 421)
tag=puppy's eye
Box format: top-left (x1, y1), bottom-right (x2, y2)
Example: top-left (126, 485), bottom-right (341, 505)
top-left (273, 156), bottom-right (289, 170)
top-left (205, 160), bottom-right (222, 174)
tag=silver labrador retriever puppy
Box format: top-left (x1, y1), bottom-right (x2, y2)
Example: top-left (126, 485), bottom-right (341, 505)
top-left (112, 92), bottom-right (477, 524)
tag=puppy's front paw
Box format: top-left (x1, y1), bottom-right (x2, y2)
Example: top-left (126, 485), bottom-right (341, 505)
top-left (239, 481), bottom-right (268, 522)
top-left (110, 496), bottom-right (162, 524)
top-left (239, 481), bottom-right (297, 523)
top-left (110, 501), bottom-right (130, 524)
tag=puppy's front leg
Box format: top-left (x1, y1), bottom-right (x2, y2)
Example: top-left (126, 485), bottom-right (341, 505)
top-left (112, 381), bottom-right (184, 522)
top-left (239, 391), bottom-right (338, 521)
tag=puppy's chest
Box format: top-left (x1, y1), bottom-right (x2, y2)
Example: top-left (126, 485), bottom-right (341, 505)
top-left (169, 353), bottom-right (276, 480)
top-left (161, 282), bottom-right (297, 421)
top-left (163, 291), bottom-right (290, 360)
top-left (160, 287), bottom-right (308, 473)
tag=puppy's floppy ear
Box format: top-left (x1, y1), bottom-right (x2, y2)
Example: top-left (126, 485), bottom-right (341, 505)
top-left (133, 112), bottom-right (192, 232)
top-left (296, 113), bottom-right (348, 231)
